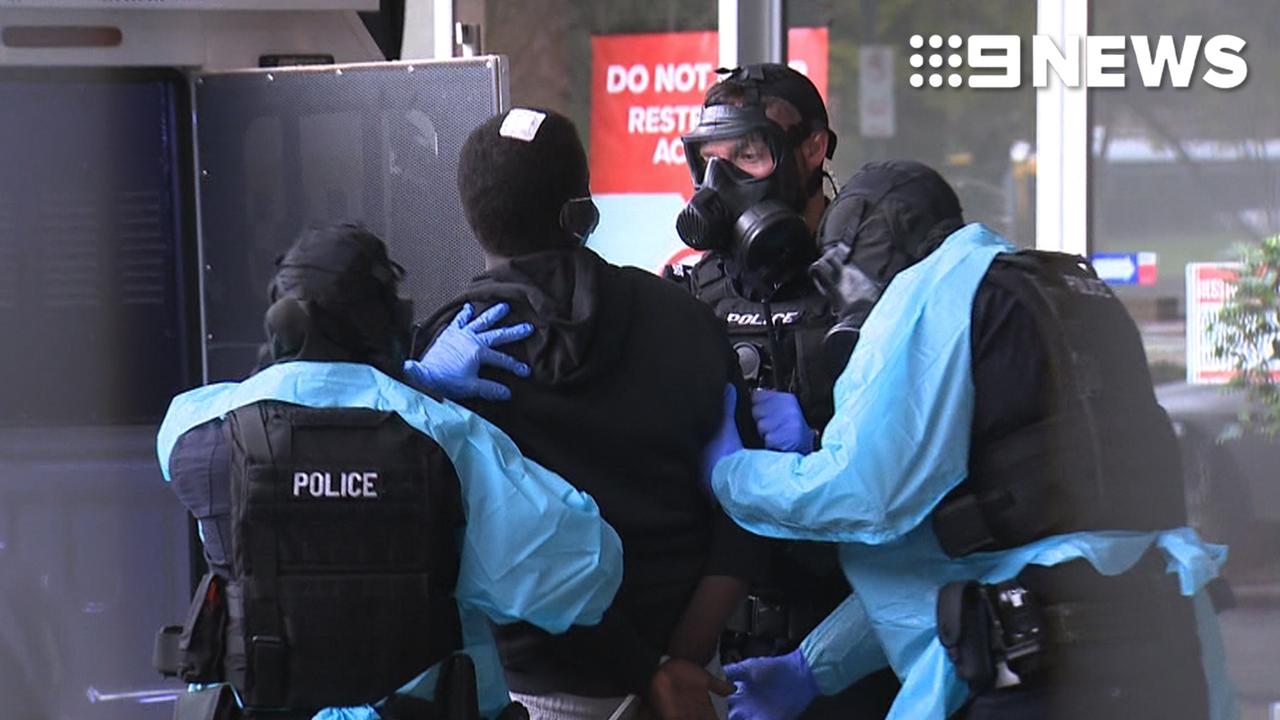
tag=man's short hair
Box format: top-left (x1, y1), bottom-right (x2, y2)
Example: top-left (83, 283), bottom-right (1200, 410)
top-left (457, 108), bottom-right (590, 258)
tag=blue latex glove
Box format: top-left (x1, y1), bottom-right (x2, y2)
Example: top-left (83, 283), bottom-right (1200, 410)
top-left (750, 389), bottom-right (815, 453)
top-left (725, 648), bottom-right (820, 720)
top-left (313, 706), bottom-right (378, 720)
top-left (701, 384), bottom-right (744, 494)
top-left (403, 303), bottom-right (533, 401)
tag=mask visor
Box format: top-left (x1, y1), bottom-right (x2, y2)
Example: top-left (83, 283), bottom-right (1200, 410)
top-left (682, 104), bottom-right (784, 186)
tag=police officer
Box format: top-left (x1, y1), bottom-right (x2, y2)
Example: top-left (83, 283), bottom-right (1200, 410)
top-left (668, 63), bottom-right (837, 442)
top-left (706, 161), bottom-right (1233, 720)
top-left (666, 64), bottom-right (899, 718)
top-left (155, 224), bottom-right (623, 720)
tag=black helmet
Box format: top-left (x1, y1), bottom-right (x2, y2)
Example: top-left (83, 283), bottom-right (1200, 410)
top-left (261, 224), bottom-right (413, 377)
top-left (676, 64), bottom-right (836, 300)
top-left (810, 161), bottom-right (965, 373)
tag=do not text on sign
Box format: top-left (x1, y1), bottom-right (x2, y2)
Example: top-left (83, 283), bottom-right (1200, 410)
top-left (589, 29), bottom-right (829, 198)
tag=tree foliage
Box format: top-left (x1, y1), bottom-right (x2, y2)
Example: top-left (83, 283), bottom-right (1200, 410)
top-left (1211, 235), bottom-right (1280, 438)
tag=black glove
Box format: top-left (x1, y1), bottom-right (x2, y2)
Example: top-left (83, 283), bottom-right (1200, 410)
top-left (809, 250), bottom-right (884, 377)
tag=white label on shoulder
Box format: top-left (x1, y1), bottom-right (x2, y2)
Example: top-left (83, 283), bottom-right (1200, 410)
top-left (499, 108), bottom-right (547, 142)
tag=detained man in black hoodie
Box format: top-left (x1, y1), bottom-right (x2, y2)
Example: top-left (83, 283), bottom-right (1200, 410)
top-left (414, 108), bottom-right (767, 720)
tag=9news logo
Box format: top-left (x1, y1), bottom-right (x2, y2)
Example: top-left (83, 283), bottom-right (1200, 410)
top-left (908, 33), bottom-right (1248, 90)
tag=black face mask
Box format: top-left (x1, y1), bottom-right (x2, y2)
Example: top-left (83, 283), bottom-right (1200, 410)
top-left (809, 161), bottom-right (965, 375)
top-left (560, 196), bottom-right (600, 244)
top-left (677, 147), bottom-right (815, 300)
top-left (260, 226), bottom-right (415, 377)
top-left (677, 102), bottom-right (819, 300)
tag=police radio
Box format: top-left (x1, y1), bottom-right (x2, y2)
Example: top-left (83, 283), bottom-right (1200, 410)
top-left (733, 299), bottom-right (791, 391)
top-left (733, 341), bottom-right (772, 390)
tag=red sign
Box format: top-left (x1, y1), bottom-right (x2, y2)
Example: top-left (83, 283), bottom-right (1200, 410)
top-left (1187, 263), bottom-right (1240, 384)
top-left (589, 29), bottom-right (830, 198)
top-left (1137, 251), bottom-right (1158, 286)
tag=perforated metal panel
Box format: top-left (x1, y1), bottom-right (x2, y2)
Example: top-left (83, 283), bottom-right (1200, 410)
top-left (195, 57), bottom-right (507, 381)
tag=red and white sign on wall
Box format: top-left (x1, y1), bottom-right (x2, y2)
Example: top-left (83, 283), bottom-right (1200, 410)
top-left (589, 29), bottom-right (830, 198)
top-left (1186, 262), bottom-right (1240, 384)
top-left (1187, 261), bottom-right (1280, 385)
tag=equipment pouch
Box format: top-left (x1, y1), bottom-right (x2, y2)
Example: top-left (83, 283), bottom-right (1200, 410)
top-left (155, 573), bottom-right (228, 683)
top-left (938, 578), bottom-right (1048, 693)
top-left (936, 580), bottom-right (996, 693)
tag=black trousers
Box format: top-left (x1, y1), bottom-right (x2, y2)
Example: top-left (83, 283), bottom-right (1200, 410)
top-left (952, 553), bottom-right (1210, 720)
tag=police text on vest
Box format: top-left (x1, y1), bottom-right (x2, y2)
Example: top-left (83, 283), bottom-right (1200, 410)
top-left (292, 471), bottom-right (379, 499)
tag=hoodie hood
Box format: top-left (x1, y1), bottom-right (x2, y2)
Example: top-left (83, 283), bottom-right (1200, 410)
top-left (422, 246), bottom-right (631, 388)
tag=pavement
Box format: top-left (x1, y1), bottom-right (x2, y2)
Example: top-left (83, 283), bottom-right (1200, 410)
top-left (1219, 577), bottom-right (1280, 719)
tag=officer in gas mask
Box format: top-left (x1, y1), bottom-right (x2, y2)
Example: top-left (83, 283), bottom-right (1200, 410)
top-left (669, 63), bottom-right (836, 417)
top-left (706, 161), bottom-right (1234, 720)
top-left (665, 64), bottom-right (900, 719)
top-left (154, 224), bottom-right (623, 720)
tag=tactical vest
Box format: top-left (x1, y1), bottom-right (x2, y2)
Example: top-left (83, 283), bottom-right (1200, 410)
top-left (931, 251), bottom-right (1187, 558)
top-left (665, 256), bottom-right (838, 430)
top-left (159, 401), bottom-right (464, 715)
top-left (666, 255), bottom-right (851, 644)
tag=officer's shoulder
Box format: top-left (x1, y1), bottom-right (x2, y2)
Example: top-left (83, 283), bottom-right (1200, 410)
top-left (624, 263), bottom-right (705, 302)
top-left (979, 251), bottom-right (1066, 304)
top-left (969, 253), bottom-right (1050, 344)
top-left (663, 254), bottom-right (729, 295)
top-left (412, 299), bottom-right (467, 357)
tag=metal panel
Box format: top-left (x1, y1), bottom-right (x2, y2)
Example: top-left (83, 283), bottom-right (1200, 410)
top-left (718, 0), bottom-right (785, 68)
top-left (195, 57), bottom-right (506, 381)
top-left (0, 10), bottom-right (382, 70)
top-left (0, 1), bottom-right (378, 10)
top-left (0, 68), bottom-right (196, 720)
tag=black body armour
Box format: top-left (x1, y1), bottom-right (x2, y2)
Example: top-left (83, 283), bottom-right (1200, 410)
top-left (666, 255), bottom-right (849, 658)
top-left (932, 251), bottom-right (1187, 558)
top-left (207, 401), bottom-right (463, 713)
top-left (666, 257), bottom-right (837, 429)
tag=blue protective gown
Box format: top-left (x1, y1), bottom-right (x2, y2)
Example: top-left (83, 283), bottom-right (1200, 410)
top-left (711, 224), bottom-right (1235, 720)
top-left (157, 361), bottom-right (625, 719)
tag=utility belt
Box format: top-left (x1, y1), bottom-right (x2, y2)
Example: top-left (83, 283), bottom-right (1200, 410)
top-left (154, 574), bottom-right (505, 720)
top-left (936, 553), bottom-right (1201, 695)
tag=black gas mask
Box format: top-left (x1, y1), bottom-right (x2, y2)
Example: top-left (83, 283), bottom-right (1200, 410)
top-left (260, 225), bottom-right (415, 377)
top-left (809, 161), bottom-right (966, 376)
top-left (677, 103), bottom-right (816, 301)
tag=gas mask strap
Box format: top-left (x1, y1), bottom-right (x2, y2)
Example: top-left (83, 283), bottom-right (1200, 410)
top-left (559, 196), bottom-right (600, 244)
top-left (759, 297), bottom-right (787, 390)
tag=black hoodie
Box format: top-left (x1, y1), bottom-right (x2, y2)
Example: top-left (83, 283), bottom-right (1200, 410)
top-left (419, 246), bottom-right (765, 697)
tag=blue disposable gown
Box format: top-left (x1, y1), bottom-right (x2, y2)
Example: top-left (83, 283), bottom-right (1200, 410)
top-left (712, 224), bottom-right (1235, 720)
top-left (157, 361), bottom-right (625, 719)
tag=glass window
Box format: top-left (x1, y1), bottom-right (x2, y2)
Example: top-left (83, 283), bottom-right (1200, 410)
top-left (1091, 5), bottom-right (1280, 716)
top-left (476, 1), bottom-right (716, 132)
top-left (1091, 3), bottom-right (1280, 383)
top-left (476, 1), bottom-right (727, 271)
top-left (787, 1), bottom-right (1038, 246)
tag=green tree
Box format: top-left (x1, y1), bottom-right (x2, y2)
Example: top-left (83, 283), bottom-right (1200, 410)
top-left (1211, 235), bottom-right (1280, 438)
